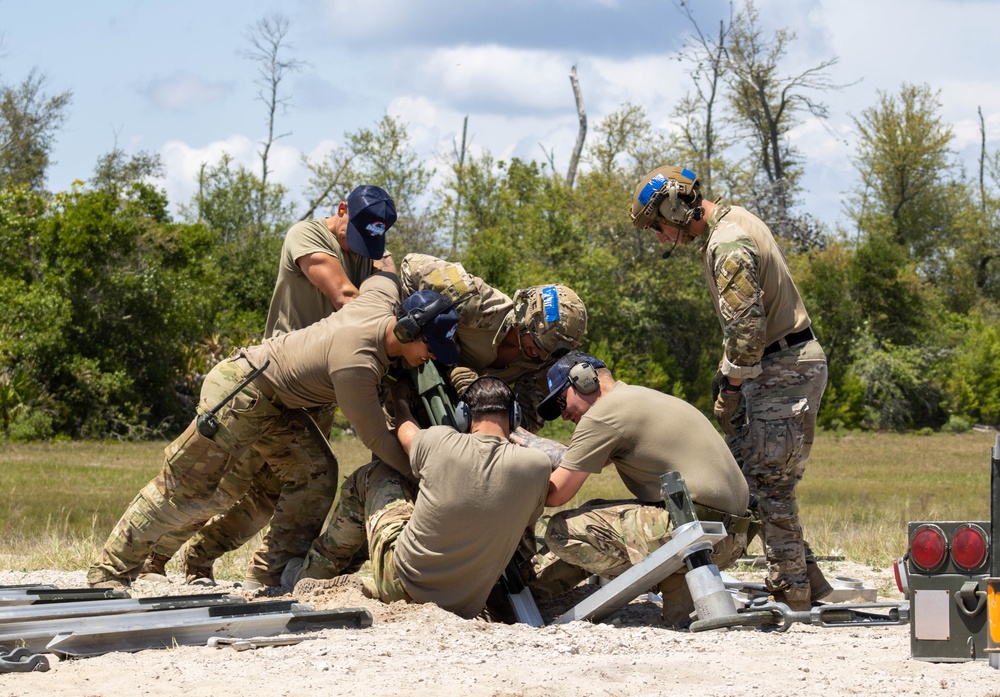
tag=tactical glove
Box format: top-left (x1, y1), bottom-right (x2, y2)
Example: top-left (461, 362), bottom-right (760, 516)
top-left (712, 370), bottom-right (742, 437)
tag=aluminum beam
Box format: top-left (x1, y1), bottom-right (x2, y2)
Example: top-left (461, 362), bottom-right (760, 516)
top-left (551, 520), bottom-right (727, 625)
top-left (0, 593), bottom-right (243, 626)
top-left (0, 588), bottom-right (128, 607)
top-left (47, 605), bottom-right (373, 657)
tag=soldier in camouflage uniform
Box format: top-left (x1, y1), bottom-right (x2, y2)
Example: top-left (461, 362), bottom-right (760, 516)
top-left (629, 166), bottom-right (832, 611)
top-left (87, 275), bottom-right (459, 589)
top-left (139, 185), bottom-right (397, 585)
top-left (279, 253), bottom-right (588, 590)
top-left (399, 253), bottom-right (588, 432)
top-left (291, 377), bottom-right (550, 620)
top-left (526, 351), bottom-right (752, 627)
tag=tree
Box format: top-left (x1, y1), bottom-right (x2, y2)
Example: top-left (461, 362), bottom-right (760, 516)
top-left (0, 68), bottom-right (72, 190)
top-left (848, 83), bottom-right (955, 264)
top-left (724, 0), bottom-right (843, 249)
top-left (0, 175), bottom-right (225, 438)
top-left (242, 14), bottom-right (304, 238)
top-left (566, 66), bottom-right (586, 188)
top-left (91, 147), bottom-right (168, 219)
top-left (182, 153), bottom-right (293, 245)
top-left (671, 1), bottom-right (737, 199)
top-left (302, 115), bottom-right (434, 256)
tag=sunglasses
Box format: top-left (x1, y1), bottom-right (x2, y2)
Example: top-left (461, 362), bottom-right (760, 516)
top-left (554, 388), bottom-right (568, 412)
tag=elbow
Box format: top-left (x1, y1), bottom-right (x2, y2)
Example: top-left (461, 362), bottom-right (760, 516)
top-left (545, 487), bottom-right (570, 508)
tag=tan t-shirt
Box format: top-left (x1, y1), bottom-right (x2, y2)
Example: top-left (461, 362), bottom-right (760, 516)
top-left (702, 205), bottom-right (810, 352)
top-left (264, 219), bottom-right (376, 337)
top-left (559, 382), bottom-right (749, 514)
top-left (393, 426), bottom-right (550, 619)
top-left (244, 273), bottom-right (408, 473)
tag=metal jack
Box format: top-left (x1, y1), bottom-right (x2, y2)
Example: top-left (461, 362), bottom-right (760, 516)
top-left (661, 472), bottom-right (738, 621)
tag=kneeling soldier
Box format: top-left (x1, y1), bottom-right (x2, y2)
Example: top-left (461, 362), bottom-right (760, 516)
top-left (531, 351), bottom-right (753, 628)
top-left (291, 377), bottom-right (551, 620)
top-left (87, 274), bottom-right (459, 590)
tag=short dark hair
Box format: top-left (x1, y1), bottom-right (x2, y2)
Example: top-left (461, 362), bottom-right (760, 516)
top-left (463, 376), bottom-right (515, 420)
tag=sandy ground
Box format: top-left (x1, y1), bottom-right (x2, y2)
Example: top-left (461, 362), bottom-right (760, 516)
top-left (0, 561), bottom-right (995, 697)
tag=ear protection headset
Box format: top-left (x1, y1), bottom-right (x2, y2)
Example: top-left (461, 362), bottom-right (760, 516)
top-left (454, 376), bottom-right (522, 433)
top-left (567, 361), bottom-right (599, 395)
top-left (393, 295), bottom-right (454, 344)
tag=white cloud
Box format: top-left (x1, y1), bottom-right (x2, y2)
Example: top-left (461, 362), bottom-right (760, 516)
top-left (586, 53), bottom-right (689, 120)
top-left (158, 135), bottom-right (308, 216)
top-left (411, 45), bottom-right (584, 112)
top-left (790, 117), bottom-right (854, 166)
top-left (141, 72), bottom-right (234, 111)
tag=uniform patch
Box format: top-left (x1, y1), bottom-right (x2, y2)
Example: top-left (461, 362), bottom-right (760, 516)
top-left (366, 221), bottom-right (386, 237)
top-left (541, 286), bottom-right (560, 323)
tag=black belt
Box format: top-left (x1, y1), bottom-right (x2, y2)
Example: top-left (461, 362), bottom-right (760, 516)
top-left (646, 500), bottom-right (754, 537)
top-left (692, 503), bottom-right (754, 536)
top-left (763, 326), bottom-right (815, 357)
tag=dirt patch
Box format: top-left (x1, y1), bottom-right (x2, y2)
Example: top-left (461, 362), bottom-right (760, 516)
top-left (0, 562), bottom-right (993, 696)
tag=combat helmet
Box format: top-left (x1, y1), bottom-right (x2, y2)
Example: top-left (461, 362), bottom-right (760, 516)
top-left (511, 284), bottom-right (587, 358)
top-left (630, 166), bottom-right (703, 238)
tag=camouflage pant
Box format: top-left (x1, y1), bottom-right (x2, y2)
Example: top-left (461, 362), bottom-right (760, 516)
top-left (726, 340), bottom-right (827, 598)
top-left (148, 405), bottom-right (337, 577)
top-left (87, 357), bottom-right (338, 585)
top-left (301, 460), bottom-right (415, 605)
top-left (527, 515), bottom-right (592, 601)
top-left (541, 499), bottom-right (746, 611)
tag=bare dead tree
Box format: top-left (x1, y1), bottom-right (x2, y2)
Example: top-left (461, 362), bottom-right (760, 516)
top-left (451, 115), bottom-right (468, 257)
top-left (673, 1), bottom-right (734, 198)
top-left (242, 14), bottom-right (305, 235)
top-left (539, 144), bottom-right (557, 172)
top-left (977, 105), bottom-right (997, 289)
top-left (979, 106), bottom-right (987, 214)
top-left (723, 0), bottom-right (851, 248)
top-left (567, 65), bottom-right (586, 188)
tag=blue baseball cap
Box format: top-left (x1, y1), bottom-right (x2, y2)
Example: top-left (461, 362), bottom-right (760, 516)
top-left (346, 185), bottom-right (396, 259)
top-left (400, 290), bottom-right (461, 365)
top-left (538, 351), bottom-right (606, 421)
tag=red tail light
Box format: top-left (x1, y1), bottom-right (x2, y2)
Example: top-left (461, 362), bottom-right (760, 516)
top-left (911, 525), bottom-right (947, 571)
top-left (951, 524), bottom-right (988, 570)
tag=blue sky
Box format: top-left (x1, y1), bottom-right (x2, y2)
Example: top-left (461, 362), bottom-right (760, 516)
top-left (3, 0), bottom-right (1000, 232)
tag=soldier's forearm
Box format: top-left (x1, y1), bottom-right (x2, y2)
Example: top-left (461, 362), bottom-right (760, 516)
top-left (510, 427), bottom-right (566, 470)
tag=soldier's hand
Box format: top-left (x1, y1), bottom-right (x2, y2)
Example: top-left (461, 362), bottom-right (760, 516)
top-left (712, 372), bottom-right (742, 437)
top-left (391, 378), bottom-right (414, 404)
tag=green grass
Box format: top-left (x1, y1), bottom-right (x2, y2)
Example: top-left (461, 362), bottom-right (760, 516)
top-left (547, 429), bottom-right (999, 567)
top-left (1, 430), bottom-right (996, 576)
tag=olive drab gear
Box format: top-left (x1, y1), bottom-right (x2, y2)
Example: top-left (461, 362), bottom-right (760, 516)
top-left (511, 284), bottom-right (588, 357)
top-left (630, 166), bottom-right (703, 239)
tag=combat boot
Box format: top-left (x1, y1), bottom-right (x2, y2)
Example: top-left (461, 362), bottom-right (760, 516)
top-left (293, 574), bottom-right (375, 598)
top-left (772, 585), bottom-right (811, 611)
top-left (181, 547), bottom-right (215, 586)
top-left (183, 561), bottom-right (216, 586)
top-left (86, 567), bottom-right (130, 590)
top-left (657, 573), bottom-right (696, 629)
top-left (806, 560), bottom-right (834, 602)
top-left (137, 552), bottom-right (171, 583)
